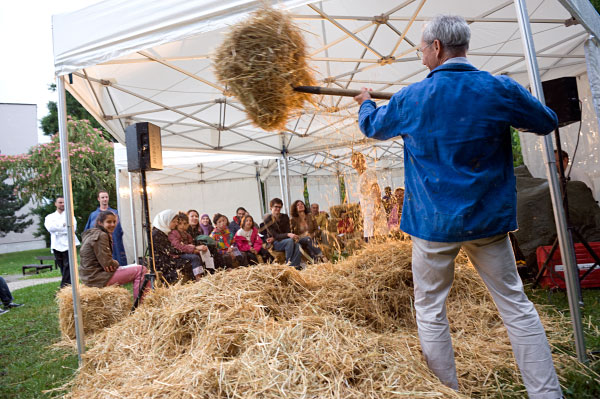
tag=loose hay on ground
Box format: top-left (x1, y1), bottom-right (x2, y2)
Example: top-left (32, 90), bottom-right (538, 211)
top-left (213, 7), bottom-right (315, 131)
top-left (57, 285), bottom-right (133, 340)
top-left (63, 241), bottom-right (574, 398)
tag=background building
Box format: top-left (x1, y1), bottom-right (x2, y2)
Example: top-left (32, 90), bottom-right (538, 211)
top-left (0, 102), bottom-right (46, 253)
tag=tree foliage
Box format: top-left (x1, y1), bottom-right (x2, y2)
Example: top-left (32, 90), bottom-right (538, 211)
top-left (511, 127), bottom-right (524, 167)
top-left (40, 84), bottom-right (106, 137)
top-left (0, 117), bottom-right (117, 244)
top-left (0, 174), bottom-right (33, 237)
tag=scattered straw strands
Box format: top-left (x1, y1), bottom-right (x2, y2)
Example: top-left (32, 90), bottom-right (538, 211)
top-left (57, 285), bottom-right (132, 340)
top-left (63, 241), bottom-right (576, 398)
top-left (213, 7), bottom-right (315, 131)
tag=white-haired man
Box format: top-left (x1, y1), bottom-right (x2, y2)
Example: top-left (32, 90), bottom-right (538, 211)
top-left (354, 15), bottom-right (562, 398)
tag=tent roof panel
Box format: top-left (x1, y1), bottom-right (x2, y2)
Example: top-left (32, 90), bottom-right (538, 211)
top-left (56, 0), bottom-right (600, 176)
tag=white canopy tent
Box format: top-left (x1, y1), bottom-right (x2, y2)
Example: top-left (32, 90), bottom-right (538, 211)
top-left (52, 0), bottom-right (600, 363)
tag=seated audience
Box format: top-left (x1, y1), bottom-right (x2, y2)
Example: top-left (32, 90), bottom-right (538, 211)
top-left (310, 202), bottom-right (329, 244)
top-left (555, 149), bottom-right (597, 200)
top-left (188, 209), bottom-right (221, 261)
top-left (80, 210), bottom-right (149, 300)
top-left (199, 213), bottom-right (214, 236)
top-left (337, 212), bottom-right (355, 234)
top-left (211, 213), bottom-right (248, 268)
top-left (382, 186), bottom-right (393, 216)
top-left (169, 212), bottom-right (215, 280)
top-left (234, 214), bottom-right (274, 265)
top-left (151, 209), bottom-right (195, 284)
top-left (229, 207), bottom-right (247, 235)
top-left (387, 187), bottom-right (405, 231)
top-left (264, 198), bottom-right (302, 270)
top-left (310, 203), bottom-right (328, 230)
top-left (290, 200), bottom-right (326, 262)
top-left (187, 210), bottom-right (202, 239)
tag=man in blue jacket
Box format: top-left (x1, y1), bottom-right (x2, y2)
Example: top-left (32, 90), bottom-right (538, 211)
top-left (84, 190), bottom-right (128, 265)
top-left (354, 15), bottom-right (561, 398)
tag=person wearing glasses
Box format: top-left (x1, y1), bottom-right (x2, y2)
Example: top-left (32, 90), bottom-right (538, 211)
top-left (263, 198), bottom-right (302, 270)
top-left (354, 14), bottom-right (561, 398)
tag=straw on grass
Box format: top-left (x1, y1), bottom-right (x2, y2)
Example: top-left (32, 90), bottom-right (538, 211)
top-left (213, 7), bottom-right (315, 131)
top-left (63, 241), bottom-right (575, 398)
top-left (57, 285), bottom-right (132, 340)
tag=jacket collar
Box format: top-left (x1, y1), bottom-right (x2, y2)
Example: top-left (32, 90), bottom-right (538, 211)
top-left (426, 62), bottom-right (478, 78)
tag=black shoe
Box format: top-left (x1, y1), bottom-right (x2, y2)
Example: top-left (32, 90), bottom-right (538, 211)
top-left (4, 303), bottom-right (23, 309)
top-left (0, 308), bottom-right (8, 315)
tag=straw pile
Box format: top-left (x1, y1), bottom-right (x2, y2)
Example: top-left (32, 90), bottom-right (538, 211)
top-left (57, 285), bottom-right (133, 340)
top-left (64, 241), bottom-right (571, 398)
top-left (213, 7), bottom-right (315, 131)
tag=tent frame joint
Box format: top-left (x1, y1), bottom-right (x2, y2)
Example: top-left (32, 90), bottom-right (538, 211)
top-left (373, 14), bottom-right (389, 25)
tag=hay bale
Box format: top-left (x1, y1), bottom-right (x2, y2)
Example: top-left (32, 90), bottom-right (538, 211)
top-left (213, 7), bottom-right (315, 131)
top-left (329, 203), bottom-right (361, 219)
top-left (64, 241), bottom-right (572, 398)
top-left (57, 285), bottom-right (133, 340)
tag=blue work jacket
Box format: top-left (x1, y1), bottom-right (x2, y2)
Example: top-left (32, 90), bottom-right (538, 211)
top-left (358, 63), bottom-right (557, 242)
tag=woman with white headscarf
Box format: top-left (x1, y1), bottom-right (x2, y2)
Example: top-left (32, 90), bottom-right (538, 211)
top-left (151, 209), bottom-right (194, 284)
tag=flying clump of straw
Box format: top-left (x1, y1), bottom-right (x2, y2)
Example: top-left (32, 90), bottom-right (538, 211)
top-left (213, 7), bottom-right (315, 131)
top-left (57, 285), bottom-right (132, 340)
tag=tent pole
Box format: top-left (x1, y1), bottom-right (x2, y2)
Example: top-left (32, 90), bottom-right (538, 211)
top-left (283, 148), bottom-right (292, 213)
top-left (277, 158), bottom-right (287, 214)
top-left (514, 0), bottom-right (587, 363)
top-left (114, 167), bottom-right (126, 262)
top-left (128, 171), bottom-right (139, 263)
top-left (255, 162), bottom-right (265, 217)
top-left (57, 75), bottom-right (85, 363)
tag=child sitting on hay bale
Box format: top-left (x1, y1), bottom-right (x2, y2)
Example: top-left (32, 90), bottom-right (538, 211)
top-left (80, 210), bottom-right (149, 301)
top-left (211, 213), bottom-right (248, 268)
top-left (234, 214), bottom-right (274, 265)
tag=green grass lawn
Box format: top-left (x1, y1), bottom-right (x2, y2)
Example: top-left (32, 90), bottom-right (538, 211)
top-left (0, 283), bottom-right (78, 399)
top-left (526, 286), bottom-right (600, 398)
top-left (0, 248), bottom-right (599, 398)
top-left (0, 248), bottom-right (54, 276)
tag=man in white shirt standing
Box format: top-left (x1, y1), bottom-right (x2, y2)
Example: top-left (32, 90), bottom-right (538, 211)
top-left (44, 197), bottom-right (79, 288)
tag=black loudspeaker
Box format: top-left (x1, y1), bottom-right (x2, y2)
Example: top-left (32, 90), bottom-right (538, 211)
top-left (541, 77), bottom-right (581, 128)
top-left (126, 122), bottom-right (163, 172)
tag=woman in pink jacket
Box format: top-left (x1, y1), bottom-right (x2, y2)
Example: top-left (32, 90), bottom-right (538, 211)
top-left (233, 215), bottom-right (274, 265)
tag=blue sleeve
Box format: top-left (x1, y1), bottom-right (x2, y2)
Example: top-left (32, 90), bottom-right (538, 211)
top-left (357, 93), bottom-right (405, 140)
top-left (501, 77), bottom-right (558, 135)
top-left (84, 214), bottom-right (93, 231)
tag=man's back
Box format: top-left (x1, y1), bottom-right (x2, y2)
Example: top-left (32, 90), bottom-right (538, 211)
top-left (359, 63), bottom-right (557, 242)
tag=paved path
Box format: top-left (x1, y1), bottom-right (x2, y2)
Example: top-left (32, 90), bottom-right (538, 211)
top-left (4, 274), bottom-right (61, 292)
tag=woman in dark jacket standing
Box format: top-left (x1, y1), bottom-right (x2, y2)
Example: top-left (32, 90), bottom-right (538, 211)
top-left (151, 209), bottom-right (194, 284)
top-left (79, 211), bottom-right (148, 300)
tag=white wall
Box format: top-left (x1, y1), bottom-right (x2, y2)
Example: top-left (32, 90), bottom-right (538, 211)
top-left (306, 175), bottom-right (341, 210)
top-left (0, 103), bottom-right (46, 253)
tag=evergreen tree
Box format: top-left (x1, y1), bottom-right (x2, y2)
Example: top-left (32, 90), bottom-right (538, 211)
top-left (0, 174), bottom-right (33, 237)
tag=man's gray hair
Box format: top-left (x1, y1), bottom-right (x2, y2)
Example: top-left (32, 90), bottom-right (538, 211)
top-left (422, 15), bottom-right (471, 52)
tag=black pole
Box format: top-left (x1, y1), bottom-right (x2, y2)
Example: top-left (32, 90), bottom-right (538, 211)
top-left (133, 169), bottom-right (157, 308)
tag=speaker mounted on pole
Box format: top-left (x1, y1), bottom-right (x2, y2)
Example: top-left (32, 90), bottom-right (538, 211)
top-left (541, 76), bottom-right (581, 128)
top-left (125, 122), bottom-right (163, 172)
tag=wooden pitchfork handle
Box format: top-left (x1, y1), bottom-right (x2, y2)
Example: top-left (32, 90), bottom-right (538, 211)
top-left (293, 85), bottom-right (393, 100)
